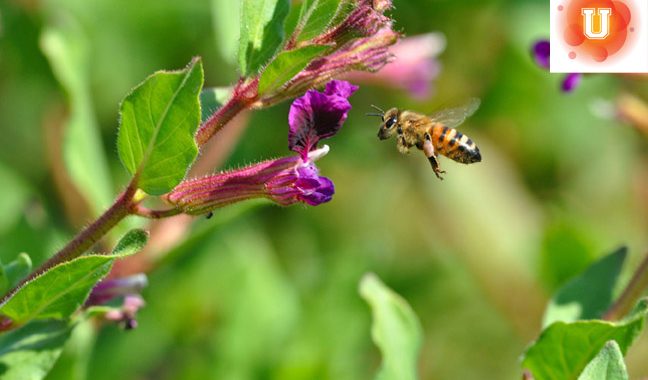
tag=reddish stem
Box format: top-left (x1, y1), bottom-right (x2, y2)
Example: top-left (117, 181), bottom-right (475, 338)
top-left (195, 79), bottom-right (258, 147)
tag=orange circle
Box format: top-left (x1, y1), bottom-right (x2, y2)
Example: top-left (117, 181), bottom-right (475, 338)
top-left (561, 0), bottom-right (633, 62)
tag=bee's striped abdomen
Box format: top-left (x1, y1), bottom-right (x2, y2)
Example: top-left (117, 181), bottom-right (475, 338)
top-left (431, 125), bottom-right (481, 164)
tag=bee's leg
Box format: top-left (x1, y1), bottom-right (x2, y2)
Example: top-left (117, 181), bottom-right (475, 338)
top-left (397, 135), bottom-right (410, 154)
top-left (423, 133), bottom-right (445, 180)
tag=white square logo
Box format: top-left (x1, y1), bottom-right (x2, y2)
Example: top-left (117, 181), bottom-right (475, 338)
top-left (550, 0), bottom-right (648, 73)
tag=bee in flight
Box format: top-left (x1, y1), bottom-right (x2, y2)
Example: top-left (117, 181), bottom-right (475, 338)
top-left (369, 98), bottom-right (482, 180)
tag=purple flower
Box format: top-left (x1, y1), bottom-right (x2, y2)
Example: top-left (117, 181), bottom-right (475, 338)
top-left (289, 80), bottom-right (358, 159)
top-left (167, 80), bottom-right (357, 212)
top-left (86, 274), bottom-right (148, 330)
top-left (532, 40), bottom-right (550, 69)
top-left (531, 39), bottom-right (582, 93)
top-left (561, 73), bottom-right (582, 92)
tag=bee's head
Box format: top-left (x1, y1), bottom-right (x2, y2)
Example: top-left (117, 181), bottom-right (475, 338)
top-left (377, 108), bottom-right (400, 140)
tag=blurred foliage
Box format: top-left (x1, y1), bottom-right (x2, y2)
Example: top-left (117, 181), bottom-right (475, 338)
top-left (0, 0), bottom-right (647, 379)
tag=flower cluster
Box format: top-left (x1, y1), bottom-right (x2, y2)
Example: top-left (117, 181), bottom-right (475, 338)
top-left (532, 39), bottom-right (582, 92)
top-left (167, 80), bottom-right (358, 213)
top-left (198, 0), bottom-right (397, 145)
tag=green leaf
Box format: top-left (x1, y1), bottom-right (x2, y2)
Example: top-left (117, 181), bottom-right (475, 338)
top-left (117, 58), bottom-right (204, 195)
top-left (258, 44), bottom-right (329, 95)
top-left (0, 230), bottom-right (148, 326)
top-left (111, 228), bottom-right (149, 256)
top-left (296, 0), bottom-right (342, 42)
top-left (359, 273), bottom-right (422, 380)
top-left (238, 0), bottom-right (290, 76)
top-left (211, 0), bottom-right (240, 65)
top-left (578, 340), bottom-right (629, 380)
top-left (283, 1), bottom-right (304, 38)
top-left (0, 320), bottom-right (73, 380)
top-left (543, 247), bottom-right (627, 327)
top-left (522, 299), bottom-right (648, 380)
top-left (200, 87), bottom-right (232, 123)
top-left (0, 253), bottom-right (33, 294)
top-left (40, 15), bottom-right (113, 215)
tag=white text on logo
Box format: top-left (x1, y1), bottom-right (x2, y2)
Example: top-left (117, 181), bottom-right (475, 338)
top-left (582, 8), bottom-right (612, 39)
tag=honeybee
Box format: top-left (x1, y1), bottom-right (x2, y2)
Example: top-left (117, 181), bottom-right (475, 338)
top-left (370, 98), bottom-right (482, 180)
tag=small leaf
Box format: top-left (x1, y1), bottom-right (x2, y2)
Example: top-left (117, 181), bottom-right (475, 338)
top-left (522, 299), bottom-right (648, 380)
top-left (238, 0), bottom-right (290, 76)
top-left (543, 247), bottom-right (627, 327)
top-left (258, 44), bottom-right (329, 95)
top-left (200, 87), bottom-right (232, 123)
top-left (117, 58), bottom-right (204, 195)
top-left (0, 253), bottom-right (33, 293)
top-left (578, 341), bottom-right (629, 380)
top-left (40, 15), bottom-right (113, 215)
top-left (111, 229), bottom-right (149, 256)
top-left (296, 0), bottom-right (342, 42)
top-left (359, 273), bottom-right (422, 380)
top-left (0, 320), bottom-right (73, 380)
top-left (0, 230), bottom-right (148, 326)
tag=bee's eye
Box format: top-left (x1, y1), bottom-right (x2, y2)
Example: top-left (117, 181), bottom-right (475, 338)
top-left (385, 117), bottom-right (396, 129)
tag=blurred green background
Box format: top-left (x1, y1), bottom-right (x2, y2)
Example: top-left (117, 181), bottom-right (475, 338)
top-left (1, 0), bottom-right (648, 379)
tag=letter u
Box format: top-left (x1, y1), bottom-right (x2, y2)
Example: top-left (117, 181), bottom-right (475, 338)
top-left (582, 8), bottom-right (612, 39)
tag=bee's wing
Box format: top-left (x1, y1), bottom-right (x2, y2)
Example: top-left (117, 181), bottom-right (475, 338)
top-left (429, 98), bottom-right (480, 129)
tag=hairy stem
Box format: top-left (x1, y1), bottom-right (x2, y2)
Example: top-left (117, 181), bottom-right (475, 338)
top-left (195, 79), bottom-right (257, 146)
top-left (603, 251), bottom-right (648, 320)
top-left (0, 182), bottom-right (138, 305)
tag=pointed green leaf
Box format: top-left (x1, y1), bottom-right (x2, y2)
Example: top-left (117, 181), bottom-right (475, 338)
top-left (258, 44), bottom-right (329, 95)
top-left (200, 87), bottom-right (232, 123)
top-left (111, 228), bottom-right (149, 256)
top-left (544, 247), bottom-right (627, 327)
top-left (359, 273), bottom-right (422, 380)
top-left (0, 230), bottom-right (148, 326)
top-left (0, 320), bottom-right (73, 380)
top-left (578, 341), bottom-right (629, 380)
top-left (238, 0), bottom-right (290, 76)
top-left (523, 299), bottom-right (648, 380)
top-left (117, 58), bottom-right (204, 195)
top-left (40, 15), bottom-right (113, 215)
top-left (296, 0), bottom-right (342, 42)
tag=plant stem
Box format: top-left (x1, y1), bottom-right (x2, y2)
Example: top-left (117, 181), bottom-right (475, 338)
top-left (195, 80), bottom-right (257, 147)
top-left (131, 204), bottom-right (182, 219)
top-left (603, 251), bottom-right (648, 321)
top-left (0, 182), bottom-right (138, 305)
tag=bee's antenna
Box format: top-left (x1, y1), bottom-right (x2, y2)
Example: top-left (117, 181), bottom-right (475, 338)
top-left (369, 104), bottom-right (385, 114)
top-left (365, 112), bottom-right (383, 117)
